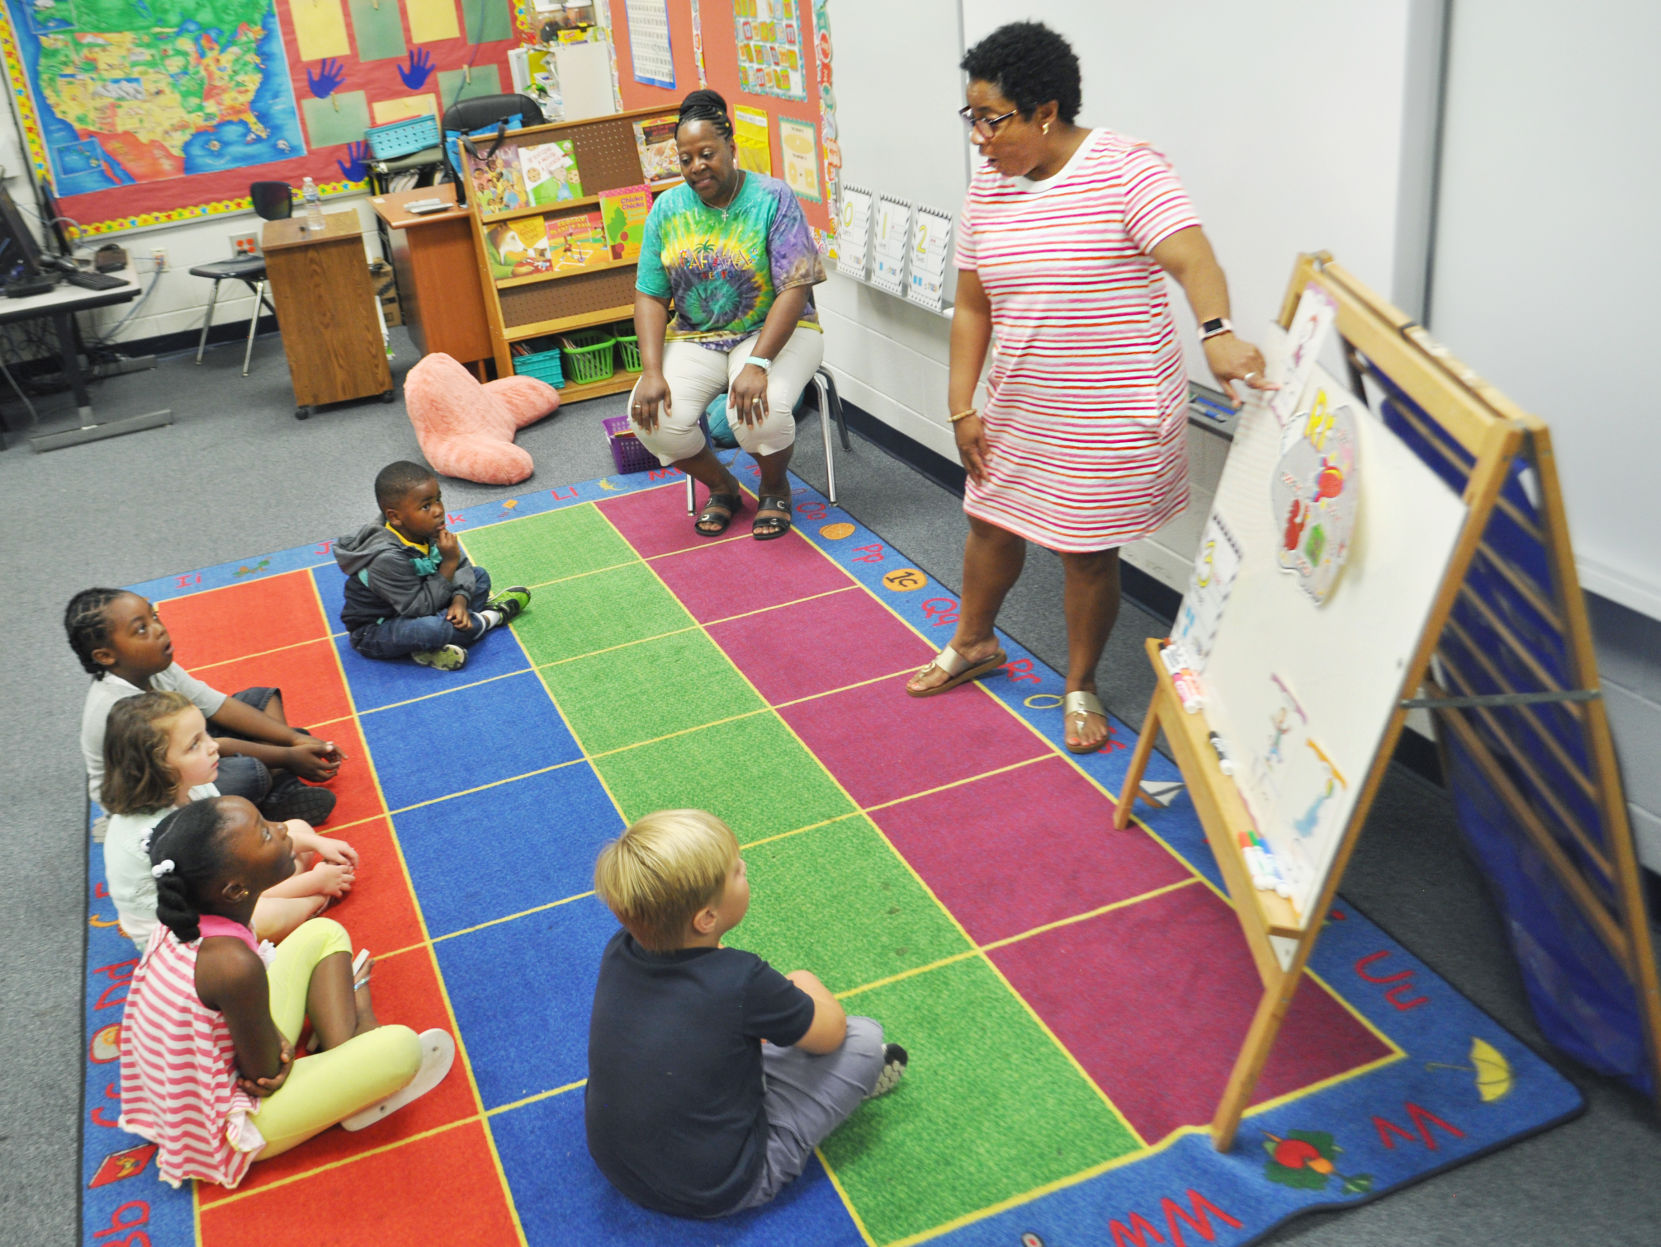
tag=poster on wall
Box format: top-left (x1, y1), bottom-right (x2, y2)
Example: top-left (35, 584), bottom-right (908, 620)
top-left (732, 0), bottom-right (808, 101)
top-left (734, 105), bottom-right (773, 175)
top-left (778, 115), bottom-right (819, 202)
top-left (623, 0), bottom-right (676, 89)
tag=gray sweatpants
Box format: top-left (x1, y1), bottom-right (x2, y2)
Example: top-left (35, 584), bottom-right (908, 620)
top-left (731, 1015), bottom-right (886, 1212)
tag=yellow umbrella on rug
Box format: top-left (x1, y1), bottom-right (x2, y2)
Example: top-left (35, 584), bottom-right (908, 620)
top-left (1425, 1037), bottom-right (1513, 1101)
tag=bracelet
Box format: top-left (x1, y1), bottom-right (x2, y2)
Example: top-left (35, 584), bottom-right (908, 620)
top-left (948, 408), bottom-right (977, 423)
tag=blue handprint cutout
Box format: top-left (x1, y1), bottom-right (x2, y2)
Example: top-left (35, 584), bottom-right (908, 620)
top-left (399, 48), bottom-right (434, 90)
top-left (307, 59), bottom-right (345, 99)
top-left (337, 141), bottom-right (369, 184)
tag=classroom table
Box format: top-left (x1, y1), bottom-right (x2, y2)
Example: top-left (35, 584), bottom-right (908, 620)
top-left (261, 211), bottom-right (393, 418)
top-left (369, 185), bottom-right (493, 376)
top-left (0, 265), bottom-right (173, 452)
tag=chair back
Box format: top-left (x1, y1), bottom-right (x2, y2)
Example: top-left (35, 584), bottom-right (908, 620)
top-left (440, 93), bottom-right (546, 135)
top-left (250, 181), bottom-right (293, 222)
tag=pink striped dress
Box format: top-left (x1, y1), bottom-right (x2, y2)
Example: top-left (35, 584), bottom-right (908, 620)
top-left (956, 130), bottom-right (1201, 552)
top-left (118, 916), bottom-right (268, 1188)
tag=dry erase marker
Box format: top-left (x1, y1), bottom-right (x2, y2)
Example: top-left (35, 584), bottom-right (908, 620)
top-left (1208, 731), bottom-right (1236, 775)
top-left (1171, 668), bottom-right (1204, 712)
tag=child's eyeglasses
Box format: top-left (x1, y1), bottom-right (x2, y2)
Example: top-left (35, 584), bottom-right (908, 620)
top-left (957, 105), bottom-right (1018, 138)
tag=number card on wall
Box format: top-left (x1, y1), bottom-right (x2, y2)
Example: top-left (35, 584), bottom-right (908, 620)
top-left (837, 185), bottom-right (873, 279)
top-left (624, 0), bottom-right (676, 89)
top-left (870, 195), bottom-right (912, 296)
top-left (906, 205), bottom-right (952, 310)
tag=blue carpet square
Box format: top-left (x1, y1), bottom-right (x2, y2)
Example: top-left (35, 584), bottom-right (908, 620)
top-left (436, 894), bottom-right (616, 1108)
top-left (490, 1083), bottom-right (864, 1247)
top-left (360, 670), bottom-right (582, 810)
top-left (394, 763), bottom-right (625, 937)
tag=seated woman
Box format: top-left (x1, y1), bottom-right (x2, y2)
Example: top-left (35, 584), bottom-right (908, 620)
top-left (628, 88), bottom-right (826, 540)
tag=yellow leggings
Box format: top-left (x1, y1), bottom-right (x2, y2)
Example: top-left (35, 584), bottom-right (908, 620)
top-left (248, 918), bottom-right (422, 1159)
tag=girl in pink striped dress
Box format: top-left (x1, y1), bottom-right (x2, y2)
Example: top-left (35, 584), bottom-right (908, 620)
top-left (907, 22), bottom-right (1272, 752)
top-left (118, 796), bottom-right (454, 1189)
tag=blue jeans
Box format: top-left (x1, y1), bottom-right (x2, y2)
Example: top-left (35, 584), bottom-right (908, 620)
top-left (348, 570), bottom-right (494, 660)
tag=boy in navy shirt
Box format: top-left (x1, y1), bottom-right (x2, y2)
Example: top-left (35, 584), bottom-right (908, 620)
top-left (586, 809), bottom-right (907, 1218)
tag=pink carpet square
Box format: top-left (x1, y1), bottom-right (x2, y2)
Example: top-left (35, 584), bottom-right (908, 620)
top-left (872, 756), bottom-right (1193, 944)
top-left (778, 677), bottom-right (1050, 809)
top-left (596, 478), bottom-right (715, 559)
top-left (709, 588), bottom-right (937, 704)
top-left (651, 528), bottom-right (856, 623)
top-left (990, 884), bottom-right (1393, 1144)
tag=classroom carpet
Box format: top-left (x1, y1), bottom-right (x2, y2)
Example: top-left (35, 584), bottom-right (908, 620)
top-left (80, 468), bottom-right (1582, 1247)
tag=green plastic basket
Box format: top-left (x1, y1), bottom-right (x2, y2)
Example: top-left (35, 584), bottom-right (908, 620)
top-left (512, 347), bottom-right (564, 388)
top-left (558, 328), bottom-right (616, 386)
top-left (612, 321), bottom-right (642, 372)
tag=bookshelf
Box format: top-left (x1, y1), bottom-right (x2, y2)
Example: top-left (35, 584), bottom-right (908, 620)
top-left (462, 105), bottom-right (682, 392)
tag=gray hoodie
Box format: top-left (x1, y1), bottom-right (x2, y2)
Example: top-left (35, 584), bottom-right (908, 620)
top-left (334, 522), bottom-right (479, 629)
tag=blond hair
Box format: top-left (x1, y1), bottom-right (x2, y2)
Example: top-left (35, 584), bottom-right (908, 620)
top-left (101, 691), bottom-right (194, 815)
top-left (593, 809), bottom-right (739, 951)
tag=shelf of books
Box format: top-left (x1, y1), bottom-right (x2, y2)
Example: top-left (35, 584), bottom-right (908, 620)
top-left (460, 105), bottom-right (684, 394)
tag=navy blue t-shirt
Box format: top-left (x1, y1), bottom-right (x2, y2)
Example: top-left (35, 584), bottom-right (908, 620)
top-left (585, 930), bottom-right (816, 1217)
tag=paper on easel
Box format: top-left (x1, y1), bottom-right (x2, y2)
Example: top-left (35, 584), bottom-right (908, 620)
top-left (870, 196), bottom-right (911, 296)
top-left (836, 185), bottom-right (872, 279)
top-left (1268, 282), bottom-right (1338, 427)
top-left (906, 206), bottom-right (952, 310)
top-left (1174, 512), bottom-right (1243, 670)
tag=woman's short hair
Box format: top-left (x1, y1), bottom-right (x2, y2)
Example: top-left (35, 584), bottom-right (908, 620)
top-left (101, 691), bottom-right (195, 815)
top-left (593, 809), bottom-right (739, 952)
top-left (676, 88), bottom-right (734, 141)
top-left (961, 21), bottom-right (1082, 125)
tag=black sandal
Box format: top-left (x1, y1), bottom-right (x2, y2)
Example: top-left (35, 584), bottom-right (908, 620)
top-left (695, 491), bottom-right (743, 537)
top-left (752, 493), bottom-right (793, 541)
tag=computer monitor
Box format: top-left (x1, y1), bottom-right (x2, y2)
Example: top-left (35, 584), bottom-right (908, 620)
top-left (0, 181), bottom-right (48, 285)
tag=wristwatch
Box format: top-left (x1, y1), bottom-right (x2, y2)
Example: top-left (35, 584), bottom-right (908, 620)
top-left (748, 356), bottom-right (774, 374)
top-left (1199, 317), bottom-right (1233, 341)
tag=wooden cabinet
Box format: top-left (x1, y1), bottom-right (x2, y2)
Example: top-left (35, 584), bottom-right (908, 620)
top-left (262, 212), bottom-right (392, 418)
top-left (372, 185), bottom-right (493, 374)
top-left (464, 105), bottom-right (680, 403)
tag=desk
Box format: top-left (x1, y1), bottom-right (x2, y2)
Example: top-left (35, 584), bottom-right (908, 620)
top-left (0, 266), bottom-right (173, 452)
top-left (262, 212), bottom-right (392, 418)
top-left (369, 185), bottom-right (492, 375)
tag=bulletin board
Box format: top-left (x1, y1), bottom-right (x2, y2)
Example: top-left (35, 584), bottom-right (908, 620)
top-left (604, 0), bottom-right (835, 237)
top-left (0, 0), bottom-right (540, 238)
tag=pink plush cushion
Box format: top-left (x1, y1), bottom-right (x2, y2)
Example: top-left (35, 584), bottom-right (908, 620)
top-left (403, 352), bottom-right (559, 485)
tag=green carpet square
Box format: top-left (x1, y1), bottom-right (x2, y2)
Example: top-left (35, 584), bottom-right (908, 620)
top-left (823, 957), bottom-right (1141, 1245)
top-left (512, 563), bottom-right (695, 667)
top-left (539, 630), bottom-right (766, 754)
top-left (593, 714), bottom-right (854, 838)
top-left (460, 504), bottom-right (637, 588)
top-left (727, 817), bottom-right (971, 994)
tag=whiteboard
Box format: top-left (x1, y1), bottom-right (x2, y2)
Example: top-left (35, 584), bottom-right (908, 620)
top-left (1180, 325), bottom-right (1467, 916)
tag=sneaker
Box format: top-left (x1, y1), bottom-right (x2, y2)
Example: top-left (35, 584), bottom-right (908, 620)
top-left (411, 643), bottom-right (466, 671)
top-left (261, 775), bottom-right (337, 825)
top-left (485, 586), bottom-right (531, 625)
top-left (867, 1042), bottom-right (908, 1099)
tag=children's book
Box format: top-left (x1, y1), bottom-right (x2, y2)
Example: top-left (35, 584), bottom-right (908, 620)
top-left (519, 139), bottom-right (584, 206)
top-left (632, 113), bottom-right (681, 181)
top-left (546, 211), bottom-right (609, 274)
top-left (599, 184), bottom-right (653, 262)
top-left (464, 143), bottom-right (528, 215)
top-left (484, 215), bottom-right (555, 280)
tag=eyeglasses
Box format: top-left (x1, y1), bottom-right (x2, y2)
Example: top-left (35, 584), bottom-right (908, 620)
top-left (957, 105), bottom-right (1018, 138)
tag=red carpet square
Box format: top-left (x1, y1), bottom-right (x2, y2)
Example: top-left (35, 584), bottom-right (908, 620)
top-left (991, 883), bottom-right (1394, 1144)
top-left (779, 677), bottom-right (1050, 809)
top-left (198, 1121), bottom-right (516, 1244)
top-left (190, 637), bottom-right (355, 731)
top-left (650, 528), bottom-right (855, 622)
top-left (197, 947), bottom-right (479, 1205)
top-left (313, 816), bottom-right (426, 957)
top-left (157, 570), bottom-right (330, 667)
top-left (708, 587), bottom-right (936, 704)
top-left (300, 718), bottom-right (382, 829)
top-left (872, 756), bottom-right (1193, 944)
top-left (595, 477), bottom-right (713, 559)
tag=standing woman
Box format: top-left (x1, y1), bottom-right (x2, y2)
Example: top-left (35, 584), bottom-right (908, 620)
top-left (629, 89), bottom-right (827, 540)
top-left (907, 22), bottom-right (1270, 752)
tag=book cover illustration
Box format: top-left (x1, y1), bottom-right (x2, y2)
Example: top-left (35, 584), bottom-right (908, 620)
top-left (546, 211), bottom-right (610, 274)
top-left (465, 144), bottom-right (528, 215)
top-left (632, 113), bottom-right (681, 181)
top-left (520, 140), bottom-right (585, 206)
top-left (599, 185), bottom-right (653, 262)
top-left (484, 216), bottom-right (555, 280)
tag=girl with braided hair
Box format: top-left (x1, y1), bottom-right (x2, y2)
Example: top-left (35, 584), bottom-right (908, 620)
top-left (117, 796), bottom-right (454, 1189)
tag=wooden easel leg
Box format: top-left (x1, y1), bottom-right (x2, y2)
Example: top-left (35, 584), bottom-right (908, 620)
top-left (1211, 967), bottom-right (1303, 1151)
top-left (1114, 692), bottom-right (1165, 829)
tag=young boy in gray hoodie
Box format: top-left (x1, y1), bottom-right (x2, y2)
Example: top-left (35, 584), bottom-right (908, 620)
top-left (335, 461), bottom-right (530, 671)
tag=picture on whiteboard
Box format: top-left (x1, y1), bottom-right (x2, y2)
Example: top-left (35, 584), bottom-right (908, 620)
top-left (1271, 386), bottom-right (1359, 603)
top-left (1174, 512), bottom-right (1243, 671)
top-left (1250, 672), bottom-right (1308, 809)
top-left (1274, 736), bottom-right (1351, 911)
top-left (1268, 282), bottom-right (1339, 428)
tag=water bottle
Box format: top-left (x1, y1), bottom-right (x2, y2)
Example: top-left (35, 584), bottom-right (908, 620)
top-left (300, 176), bottom-right (323, 231)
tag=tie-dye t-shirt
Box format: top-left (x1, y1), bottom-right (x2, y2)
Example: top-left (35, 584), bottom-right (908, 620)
top-left (636, 172), bottom-right (825, 352)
